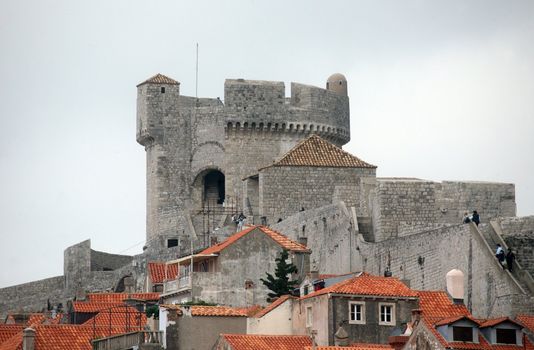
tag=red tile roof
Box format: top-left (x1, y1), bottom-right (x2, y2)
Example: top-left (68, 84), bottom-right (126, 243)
top-left (305, 345), bottom-right (393, 350)
top-left (0, 325), bottom-right (23, 348)
top-left (72, 302), bottom-right (123, 313)
top-left (416, 291), bottom-right (470, 322)
top-left (148, 262), bottom-right (178, 283)
top-left (434, 315), bottom-right (479, 327)
top-left (516, 315), bottom-right (534, 333)
top-left (220, 334), bottom-right (312, 350)
top-left (479, 317), bottom-right (522, 328)
top-left (301, 273), bottom-right (417, 299)
top-left (162, 305), bottom-right (260, 317)
top-left (86, 292), bottom-right (160, 303)
top-left (137, 73), bottom-right (179, 86)
top-left (263, 134), bottom-right (376, 169)
top-left (0, 332), bottom-right (21, 350)
top-left (82, 306), bottom-right (147, 329)
top-left (200, 225), bottom-right (310, 255)
top-left (254, 295), bottom-right (294, 318)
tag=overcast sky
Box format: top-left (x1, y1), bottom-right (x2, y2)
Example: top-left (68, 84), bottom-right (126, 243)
top-left (1, 0), bottom-right (533, 288)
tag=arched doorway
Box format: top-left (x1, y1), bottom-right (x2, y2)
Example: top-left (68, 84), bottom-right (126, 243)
top-left (203, 170), bottom-right (225, 205)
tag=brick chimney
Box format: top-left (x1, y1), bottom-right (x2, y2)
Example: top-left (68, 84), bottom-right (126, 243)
top-left (23, 327), bottom-right (35, 350)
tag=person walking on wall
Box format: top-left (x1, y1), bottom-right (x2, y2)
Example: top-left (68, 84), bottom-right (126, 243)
top-left (506, 249), bottom-right (516, 272)
top-left (463, 212), bottom-right (471, 224)
top-left (471, 210), bottom-right (480, 226)
top-left (495, 244), bottom-right (505, 268)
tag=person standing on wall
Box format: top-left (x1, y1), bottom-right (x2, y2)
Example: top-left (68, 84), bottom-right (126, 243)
top-left (471, 210), bottom-right (480, 226)
top-left (506, 249), bottom-right (516, 272)
top-left (463, 212), bottom-right (471, 224)
top-left (495, 244), bottom-right (505, 268)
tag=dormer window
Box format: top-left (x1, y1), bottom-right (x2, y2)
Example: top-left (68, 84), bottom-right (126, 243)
top-left (496, 328), bottom-right (516, 344)
top-left (453, 326), bottom-right (473, 342)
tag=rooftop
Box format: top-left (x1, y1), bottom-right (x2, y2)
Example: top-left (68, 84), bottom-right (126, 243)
top-left (161, 305), bottom-right (261, 317)
top-left (200, 225), bottom-right (310, 256)
top-left (219, 334), bottom-right (312, 350)
top-left (254, 295), bottom-right (295, 318)
top-left (263, 134), bottom-right (376, 169)
top-left (137, 73), bottom-right (179, 87)
top-left (148, 262), bottom-right (178, 283)
top-left (301, 273), bottom-right (417, 299)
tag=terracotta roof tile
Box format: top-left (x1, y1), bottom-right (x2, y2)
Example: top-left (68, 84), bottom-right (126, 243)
top-left (221, 334), bottom-right (312, 350)
top-left (82, 306), bottom-right (146, 329)
top-left (161, 305), bottom-right (259, 317)
top-left (254, 295), bottom-right (294, 318)
top-left (301, 273), bottom-right (417, 299)
top-left (263, 135), bottom-right (376, 169)
top-left (0, 332), bottom-right (21, 350)
top-left (200, 225), bottom-right (310, 255)
top-left (416, 291), bottom-right (470, 322)
top-left (148, 262), bottom-right (178, 283)
top-left (86, 292), bottom-right (160, 303)
top-left (0, 325), bottom-right (23, 347)
top-left (479, 317), bottom-right (521, 328)
top-left (137, 73), bottom-right (179, 87)
top-left (434, 315), bottom-right (479, 327)
top-left (516, 314), bottom-right (534, 333)
top-left (72, 302), bottom-right (123, 313)
top-left (305, 345), bottom-right (393, 350)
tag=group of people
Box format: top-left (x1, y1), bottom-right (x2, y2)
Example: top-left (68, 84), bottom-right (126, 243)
top-left (463, 210), bottom-right (480, 226)
top-left (495, 244), bottom-right (516, 272)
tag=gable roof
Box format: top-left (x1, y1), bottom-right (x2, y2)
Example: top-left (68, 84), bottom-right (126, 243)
top-left (137, 73), bottom-right (179, 87)
top-left (161, 304), bottom-right (261, 317)
top-left (262, 134), bottom-right (376, 169)
top-left (516, 315), bottom-right (534, 333)
top-left (220, 334), bottom-right (312, 350)
top-left (200, 225), bottom-right (310, 255)
top-left (479, 317), bottom-right (523, 328)
top-left (306, 345), bottom-right (393, 350)
top-left (148, 262), bottom-right (178, 283)
top-left (82, 305), bottom-right (147, 329)
top-left (301, 273), bottom-right (417, 299)
top-left (254, 295), bottom-right (294, 318)
top-left (434, 315), bottom-right (479, 327)
top-left (73, 292), bottom-right (160, 313)
top-left (417, 291), bottom-right (470, 322)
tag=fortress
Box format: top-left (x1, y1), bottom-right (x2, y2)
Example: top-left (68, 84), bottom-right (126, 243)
top-left (1, 73), bottom-right (533, 321)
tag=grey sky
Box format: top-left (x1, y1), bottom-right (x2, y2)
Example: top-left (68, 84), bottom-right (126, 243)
top-left (1, 0), bottom-right (533, 288)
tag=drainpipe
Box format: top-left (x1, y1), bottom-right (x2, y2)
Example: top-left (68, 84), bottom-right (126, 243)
top-left (23, 327), bottom-right (35, 350)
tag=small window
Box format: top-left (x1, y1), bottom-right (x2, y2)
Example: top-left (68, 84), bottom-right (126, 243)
top-left (349, 301), bottom-right (365, 324)
top-left (379, 303), bottom-right (395, 326)
top-left (452, 326), bottom-right (473, 342)
top-left (167, 239), bottom-right (178, 248)
top-left (303, 285), bottom-right (309, 296)
top-left (306, 306), bottom-right (313, 327)
top-left (161, 87), bottom-right (166, 93)
top-left (496, 328), bottom-right (516, 344)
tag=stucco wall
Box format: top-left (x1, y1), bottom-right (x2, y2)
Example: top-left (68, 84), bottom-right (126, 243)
top-left (247, 298), bottom-right (294, 335)
top-left (292, 295), bottom-right (330, 346)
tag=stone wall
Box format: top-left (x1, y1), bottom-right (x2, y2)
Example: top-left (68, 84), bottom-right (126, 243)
top-left (0, 276), bottom-right (65, 318)
top-left (357, 223), bottom-right (534, 318)
top-left (370, 179), bottom-right (516, 242)
top-left (498, 216), bottom-right (534, 276)
top-left (260, 166), bottom-right (375, 224)
top-left (272, 202), bottom-right (357, 275)
top-left (90, 249), bottom-right (133, 271)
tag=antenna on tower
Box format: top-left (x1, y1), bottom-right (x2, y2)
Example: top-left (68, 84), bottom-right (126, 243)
top-left (195, 43), bottom-right (199, 99)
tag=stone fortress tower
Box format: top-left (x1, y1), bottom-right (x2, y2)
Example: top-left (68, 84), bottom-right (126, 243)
top-left (136, 73), bottom-right (351, 251)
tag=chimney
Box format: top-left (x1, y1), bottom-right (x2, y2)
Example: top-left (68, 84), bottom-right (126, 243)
top-left (23, 327), bottom-right (35, 350)
top-left (334, 323), bottom-right (349, 346)
top-left (446, 269), bottom-right (464, 304)
top-left (411, 309), bottom-right (422, 325)
top-left (310, 270), bottom-right (319, 280)
top-left (124, 276), bottom-right (135, 294)
top-left (298, 236), bottom-right (308, 247)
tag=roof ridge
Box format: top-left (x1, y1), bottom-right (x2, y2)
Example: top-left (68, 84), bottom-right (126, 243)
top-left (260, 134), bottom-right (376, 170)
top-left (137, 73), bottom-right (179, 87)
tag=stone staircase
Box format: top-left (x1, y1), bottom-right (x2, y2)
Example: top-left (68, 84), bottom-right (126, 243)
top-left (477, 222), bottom-right (534, 295)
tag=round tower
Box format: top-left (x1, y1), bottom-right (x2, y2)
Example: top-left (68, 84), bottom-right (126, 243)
top-left (326, 73), bottom-right (348, 95)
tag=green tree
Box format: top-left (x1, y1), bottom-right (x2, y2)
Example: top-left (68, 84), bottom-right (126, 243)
top-left (260, 250), bottom-right (299, 300)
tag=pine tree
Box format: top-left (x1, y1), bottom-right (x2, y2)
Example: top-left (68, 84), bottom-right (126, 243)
top-left (260, 250), bottom-right (299, 300)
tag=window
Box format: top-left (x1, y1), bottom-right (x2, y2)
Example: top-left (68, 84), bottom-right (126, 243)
top-left (496, 328), bottom-right (516, 344)
top-left (348, 301), bottom-right (365, 324)
top-left (161, 87), bottom-right (165, 93)
top-left (167, 239), bottom-right (178, 248)
top-left (303, 285), bottom-right (309, 296)
top-left (452, 326), bottom-right (473, 342)
top-left (378, 303), bottom-right (395, 326)
top-left (306, 306), bottom-right (313, 327)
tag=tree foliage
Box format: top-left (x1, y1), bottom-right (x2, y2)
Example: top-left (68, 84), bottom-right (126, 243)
top-left (260, 250), bottom-right (299, 300)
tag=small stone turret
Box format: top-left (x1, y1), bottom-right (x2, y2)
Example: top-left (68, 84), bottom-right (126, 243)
top-left (136, 73), bottom-right (180, 146)
top-left (326, 73), bottom-right (348, 96)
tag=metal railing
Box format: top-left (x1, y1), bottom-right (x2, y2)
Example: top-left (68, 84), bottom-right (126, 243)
top-left (92, 330), bottom-right (163, 350)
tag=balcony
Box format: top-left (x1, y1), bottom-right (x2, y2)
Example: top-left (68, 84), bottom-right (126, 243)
top-left (92, 331), bottom-right (163, 350)
top-left (163, 275), bottom-right (191, 295)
